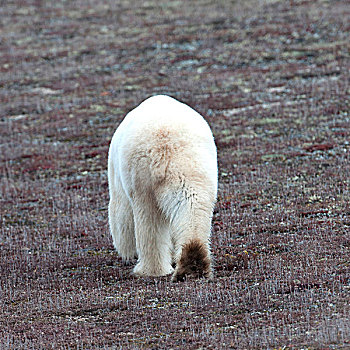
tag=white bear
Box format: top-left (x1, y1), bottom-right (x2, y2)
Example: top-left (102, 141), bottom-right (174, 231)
top-left (108, 95), bottom-right (217, 281)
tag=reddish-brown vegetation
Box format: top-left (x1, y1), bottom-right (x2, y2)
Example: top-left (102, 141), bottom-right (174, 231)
top-left (1, 0), bottom-right (349, 348)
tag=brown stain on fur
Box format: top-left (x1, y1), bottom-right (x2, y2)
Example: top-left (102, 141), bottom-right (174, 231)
top-left (172, 238), bottom-right (212, 282)
top-left (149, 126), bottom-right (187, 182)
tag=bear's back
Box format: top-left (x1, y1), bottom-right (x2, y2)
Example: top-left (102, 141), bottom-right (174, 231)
top-left (110, 95), bottom-right (217, 195)
top-left (123, 95), bottom-right (211, 137)
top-left (113, 95), bottom-right (215, 156)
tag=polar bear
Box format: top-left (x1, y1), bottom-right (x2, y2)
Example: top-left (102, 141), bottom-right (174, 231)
top-left (108, 95), bottom-right (217, 281)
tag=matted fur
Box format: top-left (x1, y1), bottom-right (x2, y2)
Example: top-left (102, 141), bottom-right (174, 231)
top-left (172, 239), bottom-right (213, 282)
top-left (108, 95), bottom-right (217, 281)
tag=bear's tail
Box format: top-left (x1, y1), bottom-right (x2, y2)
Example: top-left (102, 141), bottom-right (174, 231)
top-left (172, 238), bottom-right (213, 282)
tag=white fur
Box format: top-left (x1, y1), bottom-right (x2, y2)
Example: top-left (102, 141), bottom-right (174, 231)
top-left (108, 95), bottom-right (217, 277)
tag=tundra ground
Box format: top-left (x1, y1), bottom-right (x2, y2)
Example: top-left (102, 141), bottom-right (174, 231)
top-left (0, 0), bottom-right (349, 348)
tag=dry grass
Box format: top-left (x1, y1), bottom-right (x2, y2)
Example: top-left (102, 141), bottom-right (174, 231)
top-left (1, 0), bottom-right (349, 348)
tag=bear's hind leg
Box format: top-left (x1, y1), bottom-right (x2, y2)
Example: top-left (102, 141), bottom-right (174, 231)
top-left (132, 201), bottom-right (174, 277)
top-left (109, 178), bottom-right (137, 262)
top-left (158, 181), bottom-right (215, 282)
